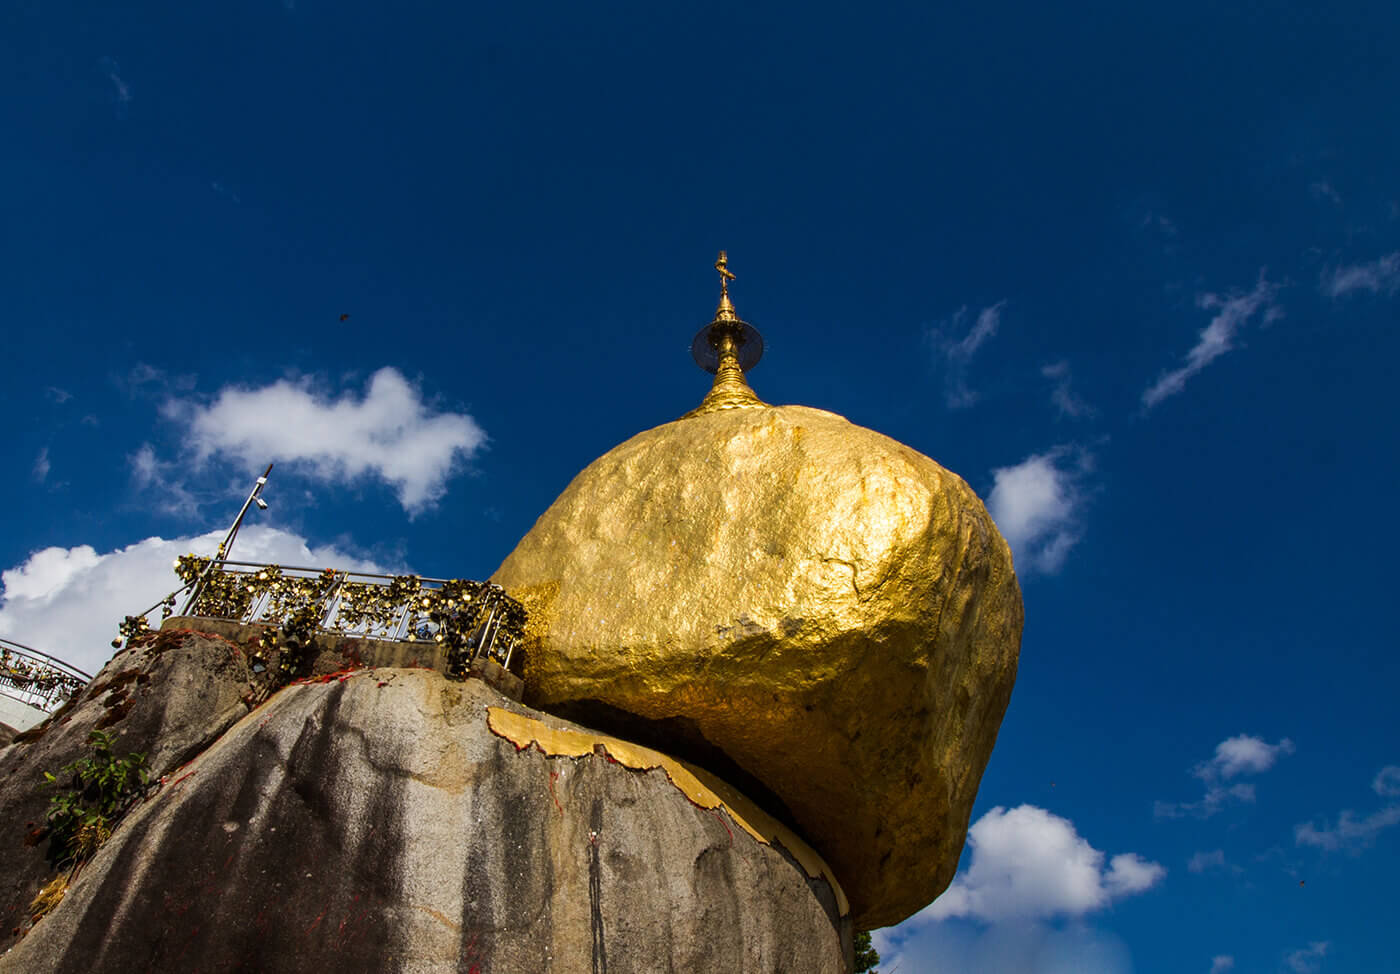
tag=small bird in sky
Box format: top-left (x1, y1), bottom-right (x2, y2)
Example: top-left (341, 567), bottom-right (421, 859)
top-left (339, 313), bottom-right (350, 321)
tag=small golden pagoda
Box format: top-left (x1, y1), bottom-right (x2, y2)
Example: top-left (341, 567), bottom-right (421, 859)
top-left (684, 251), bottom-right (767, 416)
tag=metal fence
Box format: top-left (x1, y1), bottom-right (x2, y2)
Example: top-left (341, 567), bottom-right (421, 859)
top-left (0, 638), bottom-right (92, 714)
top-left (173, 560), bottom-right (526, 671)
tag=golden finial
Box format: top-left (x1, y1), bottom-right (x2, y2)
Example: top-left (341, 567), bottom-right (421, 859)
top-left (714, 250), bottom-right (738, 321)
top-left (685, 250), bottom-right (767, 417)
top-left (716, 250), bottom-right (735, 289)
top-left (716, 251), bottom-right (735, 291)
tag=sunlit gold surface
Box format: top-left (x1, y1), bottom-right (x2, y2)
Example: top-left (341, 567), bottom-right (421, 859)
top-left (486, 705), bottom-right (849, 915)
top-left (491, 405), bottom-right (1023, 928)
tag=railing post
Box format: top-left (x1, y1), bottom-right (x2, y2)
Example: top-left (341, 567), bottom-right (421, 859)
top-left (391, 582), bottom-right (416, 642)
top-left (177, 561), bottom-right (217, 617)
top-left (500, 630), bottom-right (520, 671)
top-left (310, 571), bottom-right (342, 633)
top-left (247, 582), bottom-right (270, 625)
top-left (321, 572), bottom-right (350, 631)
top-left (477, 600), bottom-right (503, 663)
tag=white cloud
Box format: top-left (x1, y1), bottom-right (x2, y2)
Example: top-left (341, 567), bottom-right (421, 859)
top-left (1154, 783), bottom-right (1257, 820)
top-left (97, 56), bottom-right (131, 106)
top-left (1187, 849), bottom-right (1227, 873)
top-left (129, 443), bottom-right (160, 486)
top-left (128, 362), bottom-right (165, 387)
top-left (32, 448), bottom-right (50, 484)
top-left (128, 443), bottom-right (200, 517)
top-left (876, 806), bottom-right (1159, 973)
top-left (1156, 734), bottom-right (1293, 819)
top-left (914, 805), bottom-right (1164, 924)
top-left (1284, 941), bottom-right (1329, 974)
top-left (1201, 734), bottom-right (1295, 780)
top-left (169, 367), bottom-right (486, 515)
top-left (1, 546), bottom-right (103, 602)
top-left (1295, 805), bottom-right (1400, 851)
top-left (879, 919), bottom-right (1133, 974)
top-left (1272, 760), bottom-right (1400, 853)
top-left (1210, 956), bottom-right (1235, 974)
top-left (1372, 766), bottom-right (1400, 798)
top-left (927, 301), bottom-right (1006, 408)
top-left (1102, 853), bottom-right (1162, 896)
top-left (0, 527), bottom-right (382, 676)
top-left (1142, 274), bottom-right (1282, 410)
top-left (120, 363), bottom-right (196, 399)
top-left (1041, 360), bottom-right (1095, 419)
top-left (987, 447), bottom-right (1091, 574)
top-left (873, 806), bottom-right (1159, 974)
top-left (1322, 251), bottom-right (1400, 298)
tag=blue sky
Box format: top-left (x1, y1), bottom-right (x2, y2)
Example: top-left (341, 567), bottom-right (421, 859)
top-left (4, 2), bottom-right (1398, 971)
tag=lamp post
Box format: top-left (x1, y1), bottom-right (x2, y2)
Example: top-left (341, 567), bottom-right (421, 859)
top-left (217, 462), bottom-right (274, 562)
top-left (177, 463), bottom-right (273, 616)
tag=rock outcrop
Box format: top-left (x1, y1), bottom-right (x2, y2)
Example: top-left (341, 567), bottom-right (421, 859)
top-left (492, 404), bottom-right (1023, 928)
top-left (0, 627), bottom-right (275, 946)
top-left (1, 668), bottom-right (849, 973)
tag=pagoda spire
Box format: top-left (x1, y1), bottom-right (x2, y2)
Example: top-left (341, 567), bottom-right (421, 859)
top-left (685, 250), bottom-right (767, 417)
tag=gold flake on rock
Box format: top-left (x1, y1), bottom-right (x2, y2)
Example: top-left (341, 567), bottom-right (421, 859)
top-left (485, 705), bottom-right (849, 916)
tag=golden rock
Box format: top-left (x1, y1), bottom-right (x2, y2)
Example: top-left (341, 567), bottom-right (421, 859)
top-left (492, 403), bottom-right (1022, 928)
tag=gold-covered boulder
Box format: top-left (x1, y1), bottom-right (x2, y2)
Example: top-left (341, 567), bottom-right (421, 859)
top-left (492, 402), bottom-right (1022, 928)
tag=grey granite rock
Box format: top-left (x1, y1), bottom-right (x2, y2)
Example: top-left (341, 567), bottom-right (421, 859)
top-left (1, 668), bottom-right (849, 974)
top-left (0, 628), bottom-right (265, 946)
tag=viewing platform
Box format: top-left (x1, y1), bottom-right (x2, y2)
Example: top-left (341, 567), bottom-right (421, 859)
top-left (131, 558), bottom-right (529, 700)
top-left (0, 638), bottom-right (91, 734)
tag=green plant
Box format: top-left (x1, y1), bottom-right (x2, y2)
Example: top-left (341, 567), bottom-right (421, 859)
top-left (853, 929), bottom-right (881, 973)
top-left (42, 729), bottom-right (149, 871)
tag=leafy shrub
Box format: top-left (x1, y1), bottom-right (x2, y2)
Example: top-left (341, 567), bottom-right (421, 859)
top-left (42, 729), bottom-right (149, 871)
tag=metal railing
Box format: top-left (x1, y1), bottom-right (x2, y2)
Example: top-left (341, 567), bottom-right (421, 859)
top-left (114, 471), bottom-right (528, 680)
top-left (166, 560), bottom-right (526, 672)
top-left (0, 638), bottom-right (92, 714)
